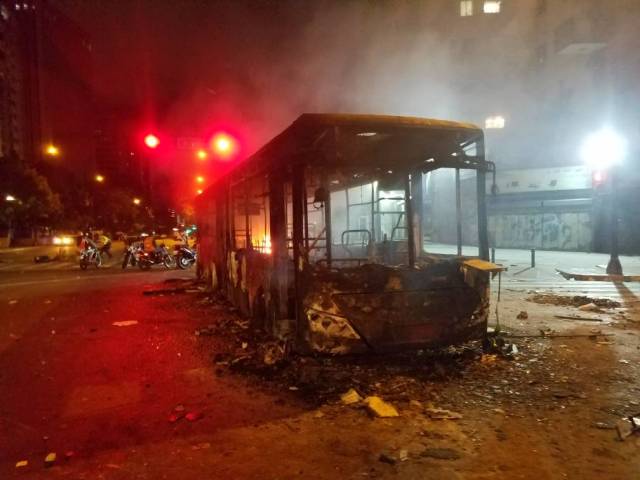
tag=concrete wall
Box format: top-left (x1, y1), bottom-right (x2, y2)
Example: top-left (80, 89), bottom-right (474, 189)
top-left (489, 211), bottom-right (592, 251)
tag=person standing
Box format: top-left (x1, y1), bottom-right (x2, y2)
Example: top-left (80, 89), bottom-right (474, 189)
top-left (96, 233), bottom-right (113, 259)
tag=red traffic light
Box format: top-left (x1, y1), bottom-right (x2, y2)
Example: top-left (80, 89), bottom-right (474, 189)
top-left (144, 134), bottom-right (160, 149)
top-left (592, 170), bottom-right (608, 189)
top-left (210, 132), bottom-right (238, 159)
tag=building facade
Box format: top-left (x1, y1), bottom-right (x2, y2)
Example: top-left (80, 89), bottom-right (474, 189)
top-left (0, 0), bottom-right (95, 185)
top-left (439, 0), bottom-right (640, 253)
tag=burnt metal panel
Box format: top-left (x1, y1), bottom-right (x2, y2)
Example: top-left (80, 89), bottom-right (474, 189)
top-left (301, 261), bottom-right (489, 353)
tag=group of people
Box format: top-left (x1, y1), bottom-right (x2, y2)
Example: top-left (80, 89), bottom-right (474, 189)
top-left (79, 231), bottom-right (193, 267)
top-left (79, 232), bottom-right (112, 258)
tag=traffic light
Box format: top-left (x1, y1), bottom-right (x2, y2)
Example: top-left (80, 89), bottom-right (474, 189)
top-left (144, 134), bottom-right (160, 149)
top-left (592, 170), bottom-right (608, 190)
top-left (210, 132), bottom-right (238, 159)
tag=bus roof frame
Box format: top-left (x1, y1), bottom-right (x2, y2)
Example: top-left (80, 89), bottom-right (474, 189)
top-left (199, 113), bottom-right (487, 200)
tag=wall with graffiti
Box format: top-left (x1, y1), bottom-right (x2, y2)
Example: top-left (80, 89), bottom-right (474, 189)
top-left (488, 212), bottom-right (592, 251)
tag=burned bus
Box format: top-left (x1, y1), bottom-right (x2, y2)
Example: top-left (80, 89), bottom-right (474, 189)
top-left (195, 114), bottom-right (500, 354)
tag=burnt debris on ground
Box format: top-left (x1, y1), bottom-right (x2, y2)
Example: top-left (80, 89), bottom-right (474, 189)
top-left (182, 290), bottom-right (624, 423)
top-left (527, 293), bottom-right (621, 309)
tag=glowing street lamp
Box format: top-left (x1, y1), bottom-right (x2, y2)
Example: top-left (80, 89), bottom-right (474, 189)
top-left (5, 194), bottom-right (16, 202)
top-left (45, 144), bottom-right (60, 157)
top-left (580, 129), bottom-right (626, 171)
top-left (196, 149), bottom-right (208, 160)
top-left (580, 128), bottom-right (627, 275)
top-left (133, 197), bottom-right (141, 205)
top-left (95, 174), bottom-right (105, 183)
top-left (195, 175), bottom-right (205, 184)
top-left (196, 189), bottom-right (203, 195)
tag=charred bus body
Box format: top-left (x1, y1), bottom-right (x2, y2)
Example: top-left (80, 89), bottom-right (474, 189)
top-left (196, 114), bottom-right (499, 354)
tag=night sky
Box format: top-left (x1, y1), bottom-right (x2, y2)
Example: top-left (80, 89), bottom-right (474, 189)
top-left (59, 0), bottom-right (462, 153)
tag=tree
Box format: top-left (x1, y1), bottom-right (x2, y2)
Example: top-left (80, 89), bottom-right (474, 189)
top-left (0, 164), bottom-right (63, 237)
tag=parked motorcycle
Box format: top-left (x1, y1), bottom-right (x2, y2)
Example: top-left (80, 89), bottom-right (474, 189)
top-left (137, 245), bottom-right (176, 270)
top-left (175, 244), bottom-right (197, 269)
top-left (122, 241), bottom-right (143, 269)
top-left (79, 246), bottom-right (102, 270)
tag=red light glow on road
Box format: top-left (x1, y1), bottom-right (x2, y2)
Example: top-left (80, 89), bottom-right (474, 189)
top-left (144, 134), bottom-right (160, 149)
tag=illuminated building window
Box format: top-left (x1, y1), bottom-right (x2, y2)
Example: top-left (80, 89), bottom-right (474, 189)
top-left (460, 0), bottom-right (473, 16)
top-left (483, 1), bottom-right (501, 13)
top-left (485, 116), bottom-right (505, 129)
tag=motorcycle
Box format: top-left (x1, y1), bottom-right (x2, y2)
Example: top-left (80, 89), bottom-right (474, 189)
top-left (122, 241), bottom-right (143, 269)
top-left (137, 245), bottom-right (176, 270)
top-left (175, 244), bottom-right (197, 270)
top-left (79, 246), bottom-right (102, 270)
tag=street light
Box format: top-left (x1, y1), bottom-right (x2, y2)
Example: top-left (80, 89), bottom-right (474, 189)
top-left (45, 144), bottom-right (60, 157)
top-left (196, 189), bottom-right (203, 195)
top-left (580, 128), bottom-right (627, 275)
top-left (196, 149), bottom-right (207, 160)
top-left (580, 129), bottom-right (626, 170)
top-left (195, 175), bottom-right (205, 184)
top-left (5, 194), bottom-right (16, 202)
top-left (95, 174), bottom-right (105, 183)
top-left (133, 198), bottom-right (141, 205)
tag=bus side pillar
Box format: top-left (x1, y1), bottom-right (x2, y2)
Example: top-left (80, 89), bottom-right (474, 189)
top-left (268, 174), bottom-right (290, 336)
top-left (291, 164), bottom-right (308, 348)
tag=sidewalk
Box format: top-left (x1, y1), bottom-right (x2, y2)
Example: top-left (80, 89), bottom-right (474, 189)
top-left (425, 243), bottom-right (640, 281)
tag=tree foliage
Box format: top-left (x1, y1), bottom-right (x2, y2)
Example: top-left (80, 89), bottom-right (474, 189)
top-left (0, 164), bottom-right (63, 230)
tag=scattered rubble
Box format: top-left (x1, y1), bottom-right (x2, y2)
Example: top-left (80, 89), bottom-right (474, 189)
top-left (262, 342), bottom-right (286, 366)
top-left (168, 404), bottom-right (187, 422)
top-left (340, 388), bottom-right (363, 405)
top-left (424, 407), bottom-right (463, 420)
top-left (420, 447), bottom-right (461, 460)
top-left (112, 320), bottom-right (138, 327)
top-left (616, 414), bottom-right (640, 441)
top-left (185, 411), bottom-right (204, 421)
top-left (398, 449), bottom-right (409, 462)
top-left (44, 452), bottom-right (56, 467)
top-left (578, 303), bottom-right (602, 313)
top-left (516, 311), bottom-right (528, 319)
top-left (378, 451), bottom-right (397, 465)
top-left (364, 396), bottom-right (399, 418)
top-left (554, 315), bottom-right (602, 322)
top-left (528, 294), bottom-right (620, 309)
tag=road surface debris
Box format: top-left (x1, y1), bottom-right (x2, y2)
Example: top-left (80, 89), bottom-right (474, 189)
top-left (340, 388), bottom-right (363, 405)
top-left (112, 320), bottom-right (138, 327)
top-left (44, 452), bottom-right (56, 467)
top-left (363, 396), bottom-right (399, 418)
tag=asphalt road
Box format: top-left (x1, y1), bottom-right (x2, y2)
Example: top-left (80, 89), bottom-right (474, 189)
top-left (1, 246), bottom-right (639, 479)
top-left (0, 260), bottom-right (302, 478)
